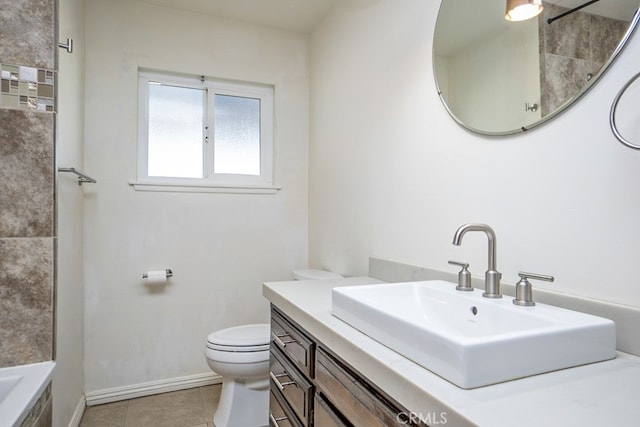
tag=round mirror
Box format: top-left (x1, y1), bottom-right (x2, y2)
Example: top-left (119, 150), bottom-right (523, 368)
top-left (433, 0), bottom-right (640, 135)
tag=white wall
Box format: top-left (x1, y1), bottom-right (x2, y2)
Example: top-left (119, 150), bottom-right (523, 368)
top-left (309, 0), bottom-right (640, 308)
top-left (83, 0), bottom-right (309, 393)
top-left (55, 0), bottom-right (86, 424)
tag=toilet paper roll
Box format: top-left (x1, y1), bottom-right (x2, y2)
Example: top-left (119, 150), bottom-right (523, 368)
top-left (145, 270), bottom-right (168, 285)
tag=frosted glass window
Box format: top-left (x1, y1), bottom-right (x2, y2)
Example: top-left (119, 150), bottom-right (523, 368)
top-left (214, 95), bottom-right (260, 175)
top-left (147, 84), bottom-right (204, 178)
top-left (138, 71), bottom-right (273, 189)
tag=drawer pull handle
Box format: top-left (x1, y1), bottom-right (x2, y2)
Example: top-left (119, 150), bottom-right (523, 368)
top-left (269, 413), bottom-right (288, 427)
top-left (270, 371), bottom-right (296, 391)
top-left (272, 331), bottom-right (296, 348)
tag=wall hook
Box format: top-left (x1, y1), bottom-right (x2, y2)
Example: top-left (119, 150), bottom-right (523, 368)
top-left (58, 38), bottom-right (73, 53)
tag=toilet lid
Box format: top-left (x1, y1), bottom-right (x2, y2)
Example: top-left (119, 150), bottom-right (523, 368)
top-left (206, 323), bottom-right (270, 352)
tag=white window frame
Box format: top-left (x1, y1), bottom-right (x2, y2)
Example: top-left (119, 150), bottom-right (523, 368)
top-left (132, 71), bottom-right (278, 194)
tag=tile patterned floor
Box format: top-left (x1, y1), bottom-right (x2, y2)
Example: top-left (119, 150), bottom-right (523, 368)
top-left (79, 385), bottom-right (222, 427)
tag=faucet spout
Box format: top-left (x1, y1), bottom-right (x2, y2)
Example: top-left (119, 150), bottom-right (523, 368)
top-left (452, 223), bottom-right (502, 298)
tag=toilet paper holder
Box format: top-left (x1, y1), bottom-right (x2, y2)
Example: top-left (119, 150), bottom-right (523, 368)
top-left (142, 269), bottom-right (173, 279)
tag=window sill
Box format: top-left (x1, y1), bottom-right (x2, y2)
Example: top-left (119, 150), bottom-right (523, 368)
top-left (129, 180), bottom-right (281, 194)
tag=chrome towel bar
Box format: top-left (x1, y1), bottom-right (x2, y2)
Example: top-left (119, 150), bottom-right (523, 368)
top-left (58, 167), bottom-right (97, 185)
top-left (610, 71), bottom-right (640, 150)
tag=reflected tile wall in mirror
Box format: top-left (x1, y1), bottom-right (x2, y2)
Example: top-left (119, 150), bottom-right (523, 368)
top-left (540, 2), bottom-right (631, 115)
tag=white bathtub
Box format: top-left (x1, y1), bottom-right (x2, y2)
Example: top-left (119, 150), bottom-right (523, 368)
top-left (0, 361), bottom-right (55, 427)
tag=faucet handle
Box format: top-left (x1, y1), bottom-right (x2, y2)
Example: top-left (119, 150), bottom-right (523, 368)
top-left (513, 271), bottom-right (554, 307)
top-left (448, 260), bottom-right (473, 291)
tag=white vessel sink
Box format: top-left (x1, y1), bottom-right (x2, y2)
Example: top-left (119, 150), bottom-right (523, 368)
top-left (331, 280), bottom-right (616, 389)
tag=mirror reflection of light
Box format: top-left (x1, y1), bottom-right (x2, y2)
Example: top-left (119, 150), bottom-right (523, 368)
top-left (505, 0), bottom-right (543, 21)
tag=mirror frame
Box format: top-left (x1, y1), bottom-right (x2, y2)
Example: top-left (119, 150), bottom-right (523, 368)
top-left (433, 2), bottom-right (640, 136)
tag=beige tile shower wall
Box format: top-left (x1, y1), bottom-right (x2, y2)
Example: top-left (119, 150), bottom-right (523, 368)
top-left (0, 0), bottom-right (55, 69)
top-left (0, 0), bottom-right (56, 368)
top-left (539, 2), bottom-right (630, 115)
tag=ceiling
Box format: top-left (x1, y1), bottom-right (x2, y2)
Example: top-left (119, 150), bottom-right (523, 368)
top-left (124, 0), bottom-right (339, 33)
top-left (122, 0), bottom-right (639, 42)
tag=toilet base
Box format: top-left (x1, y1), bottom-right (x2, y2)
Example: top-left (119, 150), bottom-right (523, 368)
top-left (213, 377), bottom-right (269, 427)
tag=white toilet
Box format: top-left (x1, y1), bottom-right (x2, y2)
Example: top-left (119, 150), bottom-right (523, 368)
top-left (204, 269), bottom-right (343, 427)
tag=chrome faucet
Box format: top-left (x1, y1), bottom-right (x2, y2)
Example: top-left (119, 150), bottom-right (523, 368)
top-left (452, 223), bottom-right (502, 298)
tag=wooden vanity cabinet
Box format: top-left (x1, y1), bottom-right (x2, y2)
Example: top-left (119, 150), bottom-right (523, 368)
top-left (269, 305), bottom-right (426, 427)
top-left (270, 388), bottom-right (301, 427)
top-left (270, 345), bottom-right (314, 425)
top-left (271, 306), bottom-right (315, 377)
top-left (316, 347), bottom-right (418, 427)
top-left (270, 307), bottom-right (315, 427)
top-left (314, 393), bottom-right (350, 427)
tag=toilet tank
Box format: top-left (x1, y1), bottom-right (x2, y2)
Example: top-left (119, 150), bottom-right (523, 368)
top-left (292, 269), bottom-right (343, 280)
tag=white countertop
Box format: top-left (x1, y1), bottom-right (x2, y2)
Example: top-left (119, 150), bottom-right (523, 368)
top-left (263, 277), bottom-right (640, 427)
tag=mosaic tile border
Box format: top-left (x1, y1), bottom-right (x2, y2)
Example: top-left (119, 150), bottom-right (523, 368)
top-left (0, 63), bottom-right (55, 112)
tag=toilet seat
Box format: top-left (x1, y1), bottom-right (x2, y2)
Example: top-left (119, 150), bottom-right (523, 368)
top-left (206, 324), bottom-right (270, 353)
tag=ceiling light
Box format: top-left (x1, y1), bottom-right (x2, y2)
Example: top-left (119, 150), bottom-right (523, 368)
top-left (505, 0), bottom-right (543, 22)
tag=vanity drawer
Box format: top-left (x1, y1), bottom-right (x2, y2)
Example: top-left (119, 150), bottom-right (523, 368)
top-left (271, 307), bottom-right (315, 377)
top-left (270, 346), bottom-right (314, 427)
top-left (316, 347), bottom-right (411, 427)
top-left (314, 393), bottom-right (352, 427)
top-left (270, 388), bottom-right (301, 427)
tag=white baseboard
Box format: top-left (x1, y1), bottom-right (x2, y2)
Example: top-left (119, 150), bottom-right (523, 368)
top-left (68, 395), bottom-right (86, 427)
top-left (85, 372), bottom-right (222, 406)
